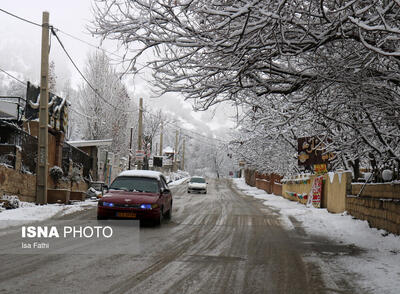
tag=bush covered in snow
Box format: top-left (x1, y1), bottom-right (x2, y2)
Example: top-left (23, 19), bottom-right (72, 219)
top-left (49, 165), bottom-right (64, 184)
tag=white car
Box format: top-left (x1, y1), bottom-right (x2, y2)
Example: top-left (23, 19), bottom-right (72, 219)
top-left (187, 177), bottom-right (207, 194)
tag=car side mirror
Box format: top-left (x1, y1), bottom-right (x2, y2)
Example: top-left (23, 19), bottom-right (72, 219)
top-left (161, 188), bottom-right (170, 194)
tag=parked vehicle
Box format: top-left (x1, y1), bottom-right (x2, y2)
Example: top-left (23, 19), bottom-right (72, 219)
top-left (97, 170), bottom-right (173, 225)
top-left (187, 176), bottom-right (207, 194)
top-left (87, 181), bottom-right (107, 199)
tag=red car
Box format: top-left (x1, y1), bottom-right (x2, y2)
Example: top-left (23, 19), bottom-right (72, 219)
top-left (97, 170), bottom-right (173, 225)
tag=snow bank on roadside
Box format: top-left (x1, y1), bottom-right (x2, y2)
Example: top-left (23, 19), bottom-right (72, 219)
top-left (233, 178), bottom-right (400, 294)
top-left (0, 199), bottom-right (97, 230)
top-left (168, 177), bottom-right (189, 187)
top-left (166, 170), bottom-right (190, 186)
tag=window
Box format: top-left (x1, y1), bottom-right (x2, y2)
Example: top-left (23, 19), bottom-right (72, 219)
top-left (190, 177), bottom-right (206, 183)
top-left (110, 177), bottom-right (159, 193)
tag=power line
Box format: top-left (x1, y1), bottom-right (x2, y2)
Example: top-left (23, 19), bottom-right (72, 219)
top-left (0, 7), bottom-right (42, 28)
top-left (55, 28), bottom-right (124, 60)
top-left (0, 7), bottom-right (229, 144)
top-left (0, 67), bottom-right (26, 85)
top-left (0, 7), bottom-right (124, 60)
top-left (51, 28), bottom-right (132, 113)
top-left (51, 29), bottom-right (228, 143)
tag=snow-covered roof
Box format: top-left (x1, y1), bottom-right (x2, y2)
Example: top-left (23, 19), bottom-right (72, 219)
top-left (67, 139), bottom-right (113, 147)
top-left (118, 170), bottom-right (165, 180)
top-left (163, 146), bottom-right (174, 153)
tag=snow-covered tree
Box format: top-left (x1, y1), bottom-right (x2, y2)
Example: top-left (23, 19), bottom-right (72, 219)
top-left (76, 52), bottom-right (131, 154)
top-left (92, 1), bottom-right (400, 179)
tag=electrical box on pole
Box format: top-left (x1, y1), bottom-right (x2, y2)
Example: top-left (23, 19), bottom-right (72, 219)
top-left (36, 11), bottom-right (50, 205)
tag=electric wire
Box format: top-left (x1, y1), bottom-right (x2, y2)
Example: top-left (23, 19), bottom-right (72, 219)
top-left (0, 8), bottom-right (42, 28)
top-left (0, 8), bottom-right (229, 145)
top-left (51, 29), bottom-right (228, 144)
top-left (0, 67), bottom-right (26, 85)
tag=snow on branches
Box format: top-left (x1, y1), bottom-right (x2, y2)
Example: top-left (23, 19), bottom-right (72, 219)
top-left (92, 1), bottom-right (400, 177)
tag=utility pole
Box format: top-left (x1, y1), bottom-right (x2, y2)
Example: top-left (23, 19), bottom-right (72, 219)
top-left (36, 11), bottom-right (50, 205)
top-left (174, 130), bottom-right (179, 171)
top-left (182, 138), bottom-right (185, 170)
top-left (137, 98), bottom-right (143, 170)
top-left (128, 127), bottom-right (133, 169)
top-left (159, 122), bottom-right (163, 156)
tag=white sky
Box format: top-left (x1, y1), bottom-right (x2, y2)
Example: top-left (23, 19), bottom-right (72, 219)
top-left (0, 0), bottom-right (236, 139)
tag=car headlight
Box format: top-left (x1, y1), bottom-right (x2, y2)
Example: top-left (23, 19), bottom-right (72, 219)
top-left (140, 204), bottom-right (158, 209)
top-left (140, 204), bottom-right (152, 209)
top-left (103, 202), bottom-right (114, 207)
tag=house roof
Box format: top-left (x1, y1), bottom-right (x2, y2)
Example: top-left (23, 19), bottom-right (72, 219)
top-left (163, 146), bottom-right (174, 153)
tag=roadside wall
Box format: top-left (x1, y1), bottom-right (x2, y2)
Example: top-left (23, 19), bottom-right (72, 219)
top-left (0, 159), bottom-right (36, 202)
top-left (245, 169), bottom-right (282, 196)
top-left (281, 172), bottom-right (351, 212)
top-left (346, 183), bottom-right (400, 235)
top-left (244, 169), bottom-right (256, 187)
top-left (0, 149), bottom-right (88, 203)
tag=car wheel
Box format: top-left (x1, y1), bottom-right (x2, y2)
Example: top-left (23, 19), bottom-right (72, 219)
top-left (187, 190), bottom-right (191, 194)
top-left (154, 208), bottom-right (163, 226)
top-left (97, 215), bottom-right (107, 220)
top-left (164, 203), bottom-right (172, 220)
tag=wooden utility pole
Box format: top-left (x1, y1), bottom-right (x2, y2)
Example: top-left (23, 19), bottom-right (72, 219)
top-left (137, 98), bottom-right (143, 170)
top-left (128, 127), bottom-right (133, 169)
top-left (36, 11), bottom-right (50, 205)
top-left (182, 138), bottom-right (185, 170)
top-left (174, 130), bottom-right (179, 171)
top-left (159, 122), bottom-right (163, 156)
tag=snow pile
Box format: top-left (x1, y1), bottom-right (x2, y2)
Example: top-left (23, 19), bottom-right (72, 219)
top-left (0, 195), bottom-right (20, 209)
top-left (0, 199), bottom-right (97, 230)
top-left (233, 178), bottom-right (400, 294)
top-left (168, 177), bottom-right (189, 187)
top-left (167, 170), bottom-right (190, 186)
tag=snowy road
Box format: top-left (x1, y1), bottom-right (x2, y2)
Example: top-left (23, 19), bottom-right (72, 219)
top-left (0, 179), bottom-right (364, 294)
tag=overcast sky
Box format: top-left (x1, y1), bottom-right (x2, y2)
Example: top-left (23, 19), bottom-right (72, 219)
top-left (0, 0), bottom-right (236, 140)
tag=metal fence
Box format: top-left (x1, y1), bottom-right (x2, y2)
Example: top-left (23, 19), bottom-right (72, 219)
top-left (0, 144), bottom-right (16, 168)
top-left (0, 121), bottom-right (37, 173)
top-left (62, 142), bottom-right (92, 179)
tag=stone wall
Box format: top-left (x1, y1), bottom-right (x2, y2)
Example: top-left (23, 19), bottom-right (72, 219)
top-left (346, 183), bottom-right (400, 235)
top-left (0, 164), bottom-right (36, 202)
top-left (0, 148), bottom-right (88, 203)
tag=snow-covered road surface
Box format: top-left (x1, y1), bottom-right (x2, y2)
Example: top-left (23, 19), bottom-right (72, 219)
top-left (0, 178), bottom-right (394, 293)
top-left (233, 178), bottom-right (400, 294)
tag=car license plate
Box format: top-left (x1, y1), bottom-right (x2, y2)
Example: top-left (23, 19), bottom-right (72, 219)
top-left (117, 212), bottom-right (137, 218)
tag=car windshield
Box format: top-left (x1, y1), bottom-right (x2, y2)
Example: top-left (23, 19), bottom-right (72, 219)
top-left (190, 177), bottom-right (206, 183)
top-left (109, 177), bottom-right (159, 193)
